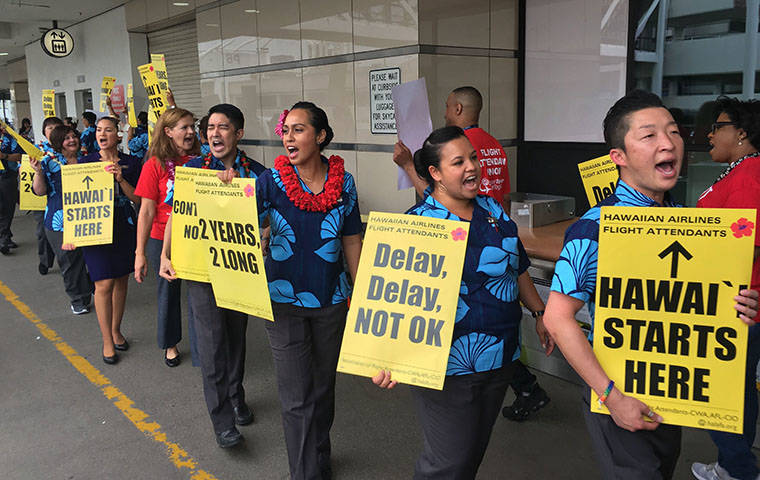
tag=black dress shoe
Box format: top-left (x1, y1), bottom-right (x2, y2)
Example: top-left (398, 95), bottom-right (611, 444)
top-left (164, 349), bottom-right (181, 367)
top-left (233, 404), bottom-right (254, 426)
top-left (0, 245), bottom-right (9, 255)
top-left (216, 427), bottom-right (243, 448)
top-left (114, 339), bottom-right (129, 351)
top-left (7, 240), bottom-right (17, 249)
top-left (103, 353), bottom-right (119, 365)
top-left (38, 263), bottom-right (48, 275)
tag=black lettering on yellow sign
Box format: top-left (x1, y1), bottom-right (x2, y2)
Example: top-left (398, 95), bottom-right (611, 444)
top-left (354, 307), bottom-right (443, 346)
top-left (624, 360), bottom-right (710, 402)
top-left (598, 277), bottom-right (721, 316)
top-left (207, 219), bottom-right (257, 247)
top-left (209, 246), bottom-right (259, 274)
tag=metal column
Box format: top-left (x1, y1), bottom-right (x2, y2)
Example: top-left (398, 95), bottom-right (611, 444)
top-left (651, 0), bottom-right (669, 96)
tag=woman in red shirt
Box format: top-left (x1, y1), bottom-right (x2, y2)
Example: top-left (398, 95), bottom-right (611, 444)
top-left (692, 96), bottom-right (760, 480)
top-left (134, 108), bottom-right (200, 367)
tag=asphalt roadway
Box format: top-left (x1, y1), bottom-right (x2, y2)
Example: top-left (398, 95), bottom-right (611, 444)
top-left (0, 210), bottom-right (723, 479)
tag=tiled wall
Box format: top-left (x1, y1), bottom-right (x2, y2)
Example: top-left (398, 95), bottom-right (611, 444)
top-left (133, 0), bottom-right (519, 213)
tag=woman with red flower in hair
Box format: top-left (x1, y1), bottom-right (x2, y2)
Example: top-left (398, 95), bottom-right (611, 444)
top-left (692, 96), bottom-right (760, 480)
top-left (258, 101), bottom-right (362, 479)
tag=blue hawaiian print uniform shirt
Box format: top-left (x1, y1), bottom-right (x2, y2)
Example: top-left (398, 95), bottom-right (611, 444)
top-left (39, 150), bottom-right (83, 231)
top-left (183, 150), bottom-right (267, 178)
top-left (407, 194), bottom-right (530, 376)
top-left (550, 180), bottom-right (681, 343)
top-left (128, 126), bottom-right (149, 159)
top-left (80, 152), bottom-right (142, 227)
top-left (1, 133), bottom-right (23, 172)
top-left (80, 126), bottom-right (99, 154)
top-left (256, 156), bottom-right (362, 308)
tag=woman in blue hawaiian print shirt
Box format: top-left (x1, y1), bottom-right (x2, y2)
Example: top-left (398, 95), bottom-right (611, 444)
top-left (257, 102), bottom-right (362, 480)
top-left (374, 126), bottom-right (551, 479)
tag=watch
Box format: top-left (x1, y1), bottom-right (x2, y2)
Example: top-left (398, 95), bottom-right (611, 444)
top-left (531, 310), bottom-right (545, 318)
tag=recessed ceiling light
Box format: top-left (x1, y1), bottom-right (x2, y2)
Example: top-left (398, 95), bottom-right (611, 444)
top-left (0, 53), bottom-right (8, 56)
top-left (244, 9), bottom-right (260, 13)
top-left (205, 23), bottom-right (219, 27)
top-left (173, 2), bottom-right (189, 6)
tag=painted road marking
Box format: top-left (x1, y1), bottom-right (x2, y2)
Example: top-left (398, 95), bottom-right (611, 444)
top-left (0, 280), bottom-right (219, 480)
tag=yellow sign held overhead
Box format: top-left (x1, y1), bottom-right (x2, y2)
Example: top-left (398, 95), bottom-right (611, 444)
top-left (61, 162), bottom-right (114, 247)
top-left (18, 155), bottom-right (46, 211)
top-left (137, 63), bottom-right (167, 117)
top-left (42, 89), bottom-right (56, 118)
top-left (150, 53), bottom-right (170, 95)
top-left (127, 83), bottom-right (137, 128)
top-left (170, 167), bottom-right (214, 282)
top-left (99, 76), bottom-right (116, 113)
top-left (0, 118), bottom-right (44, 160)
top-left (195, 177), bottom-right (273, 320)
top-left (578, 154), bottom-right (619, 207)
top-left (337, 211), bottom-right (469, 390)
top-left (592, 206), bottom-right (755, 433)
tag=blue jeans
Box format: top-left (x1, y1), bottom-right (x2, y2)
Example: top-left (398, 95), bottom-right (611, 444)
top-left (710, 323), bottom-right (760, 480)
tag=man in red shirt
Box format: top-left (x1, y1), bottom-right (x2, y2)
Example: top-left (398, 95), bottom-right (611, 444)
top-left (394, 86), bottom-right (549, 421)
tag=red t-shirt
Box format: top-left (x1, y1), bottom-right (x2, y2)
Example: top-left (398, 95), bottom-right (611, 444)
top-left (697, 156), bottom-right (760, 289)
top-left (463, 127), bottom-right (511, 204)
top-left (134, 156), bottom-right (190, 240)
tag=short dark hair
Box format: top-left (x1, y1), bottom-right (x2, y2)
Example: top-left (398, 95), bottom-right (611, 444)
top-left (137, 111), bottom-right (148, 126)
top-left (199, 115), bottom-right (209, 138)
top-left (714, 96), bottom-right (760, 149)
top-left (97, 116), bottom-right (119, 130)
top-left (289, 101), bottom-right (333, 151)
top-left (49, 125), bottom-right (77, 152)
top-left (452, 86), bottom-right (483, 112)
top-left (603, 89), bottom-right (665, 151)
top-left (82, 111), bottom-right (97, 126)
top-left (412, 126), bottom-right (467, 185)
top-left (208, 104), bottom-right (244, 131)
top-left (42, 116), bottom-right (63, 133)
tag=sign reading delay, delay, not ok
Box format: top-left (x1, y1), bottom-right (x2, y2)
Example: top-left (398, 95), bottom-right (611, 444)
top-left (338, 212), bottom-right (468, 390)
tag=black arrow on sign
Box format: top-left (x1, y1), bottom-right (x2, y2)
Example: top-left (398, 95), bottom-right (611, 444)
top-left (82, 175), bottom-right (94, 189)
top-left (658, 240), bottom-right (692, 278)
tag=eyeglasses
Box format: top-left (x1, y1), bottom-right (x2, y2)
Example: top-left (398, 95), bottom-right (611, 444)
top-left (711, 121), bottom-right (736, 134)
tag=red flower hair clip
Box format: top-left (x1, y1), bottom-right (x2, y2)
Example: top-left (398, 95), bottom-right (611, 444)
top-left (274, 109), bottom-right (289, 138)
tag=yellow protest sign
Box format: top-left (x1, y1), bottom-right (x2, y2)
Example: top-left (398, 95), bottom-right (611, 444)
top-left (0, 118), bottom-right (44, 160)
top-left (99, 76), bottom-right (116, 113)
top-left (138, 63), bottom-right (167, 116)
top-left (150, 53), bottom-right (170, 95)
top-left (337, 212), bottom-right (469, 390)
top-left (194, 177), bottom-right (273, 320)
top-left (42, 89), bottom-right (56, 118)
top-left (147, 105), bottom-right (157, 146)
top-left (61, 162), bottom-right (114, 246)
top-left (127, 83), bottom-right (137, 128)
top-left (18, 155), bottom-right (46, 211)
top-left (578, 154), bottom-right (618, 207)
top-left (170, 167), bottom-right (214, 282)
top-left (592, 206), bottom-right (755, 433)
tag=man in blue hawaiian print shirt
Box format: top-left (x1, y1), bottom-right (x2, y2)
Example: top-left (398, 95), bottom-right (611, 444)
top-left (544, 90), bottom-right (759, 479)
top-left (0, 125), bottom-right (23, 253)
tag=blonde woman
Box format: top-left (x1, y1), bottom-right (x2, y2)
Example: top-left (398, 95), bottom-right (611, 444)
top-left (134, 108), bottom-right (200, 367)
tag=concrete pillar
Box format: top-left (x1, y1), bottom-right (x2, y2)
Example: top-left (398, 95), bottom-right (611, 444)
top-left (743, 0), bottom-right (759, 99)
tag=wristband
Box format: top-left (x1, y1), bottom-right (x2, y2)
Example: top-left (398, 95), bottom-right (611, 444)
top-left (598, 380), bottom-right (614, 407)
top-left (531, 310), bottom-right (544, 318)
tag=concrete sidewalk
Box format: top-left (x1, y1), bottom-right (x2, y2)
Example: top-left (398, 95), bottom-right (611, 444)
top-left (0, 210), bottom-right (722, 479)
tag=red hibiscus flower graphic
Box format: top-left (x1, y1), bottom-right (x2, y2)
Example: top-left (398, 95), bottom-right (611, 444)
top-left (731, 218), bottom-right (755, 238)
top-left (451, 227), bottom-right (467, 241)
top-left (244, 184), bottom-right (255, 198)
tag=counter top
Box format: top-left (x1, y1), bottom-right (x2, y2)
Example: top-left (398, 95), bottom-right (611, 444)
top-left (518, 218), bottom-right (578, 262)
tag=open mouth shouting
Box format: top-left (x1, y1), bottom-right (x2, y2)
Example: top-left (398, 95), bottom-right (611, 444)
top-left (654, 157), bottom-right (677, 178)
